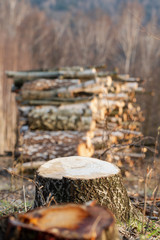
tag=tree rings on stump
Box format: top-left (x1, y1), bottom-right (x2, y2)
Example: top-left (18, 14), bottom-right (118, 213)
top-left (7, 204), bottom-right (119, 240)
top-left (35, 156), bottom-right (132, 221)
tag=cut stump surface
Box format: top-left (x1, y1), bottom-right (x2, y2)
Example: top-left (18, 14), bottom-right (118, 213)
top-left (7, 204), bottom-right (119, 240)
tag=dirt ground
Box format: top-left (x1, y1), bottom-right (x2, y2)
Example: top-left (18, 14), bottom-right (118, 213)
top-left (0, 155), bottom-right (160, 239)
top-left (0, 157), bottom-right (35, 216)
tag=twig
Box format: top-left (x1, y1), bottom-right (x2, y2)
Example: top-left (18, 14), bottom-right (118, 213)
top-left (47, 194), bottom-right (57, 207)
top-left (23, 185), bottom-right (27, 212)
top-left (3, 168), bottom-right (35, 185)
top-left (100, 136), bottom-right (155, 158)
top-left (142, 168), bottom-right (152, 234)
top-left (145, 177), bottom-right (160, 234)
top-left (145, 129), bottom-right (160, 234)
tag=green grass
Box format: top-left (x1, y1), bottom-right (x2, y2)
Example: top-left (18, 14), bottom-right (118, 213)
top-left (118, 217), bottom-right (160, 239)
top-left (144, 221), bottom-right (160, 239)
top-left (0, 199), bottom-right (32, 216)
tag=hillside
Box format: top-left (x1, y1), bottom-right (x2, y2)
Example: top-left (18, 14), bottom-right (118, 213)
top-left (31, 0), bottom-right (160, 21)
top-left (30, 0), bottom-right (126, 15)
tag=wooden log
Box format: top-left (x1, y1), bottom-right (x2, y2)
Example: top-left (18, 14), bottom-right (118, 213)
top-left (97, 71), bottom-right (109, 77)
top-left (59, 66), bottom-right (83, 71)
top-left (96, 76), bottom-right (112, 87)
top-left (117, 129), bottom-right (142, 136)
top-left (17, 131), bottom-right (94, 161)
top-left (17, 96), bottom-right (94, 106)
top-left (111, 83), bottom-right (139, 95)
top-left (121, 121), bottom-right (141, 129)
top-left (106, 116), bottom-right (122, 124)
top-left (90, 129), bottom-right (109, 150)
top-left (135, 87), bottom-right (145, 93)
top-left (27, 101), bottom-right (97, 131)
top-left (90, 128), bottom-right (142, 149)
top-left (18, 99), bottom-right (96, 116)
top-left (20, 90), bottom-right (61, 100)
top-left (57, 78), bottom-right (106, 97)
top-left (112, 74), bottom-right (143, 83)
top-left (21, 78), bottom-right (80, 91)
top-left (122, 82), bottom-right (139, 91)
top-left (62, 68), bottom-right (97, 79)
top-left (108, 152), bottom-right (145, 159)
top-left (34, 156), bottom-right (135, 222)
top-left (108, 107), bottom-right (142, 117)
top-left (7, 204), bottom-right (119, 240)
top-left (98, 99), bottom-right (125, 109)
top-left (115, 74), bottom-right (130, 79)
top-left (104, 93), bottom-right (129, 101)
top-left (7, 71), bottom-right (63, 87)
top-left (6, 70), bottom-right (62, 79)
top-left (6, 68), bottom-right (97, 86)
top-left (109, 132), bottom-right (124, 145)
top-left (20, 79), bottom-right (106, 100)
top-left (8, 161), bottom-right (46, 174)
top-left (94, 99), bottom-right (125, 120)
top-left (11, 78), bottom-right (81, 92)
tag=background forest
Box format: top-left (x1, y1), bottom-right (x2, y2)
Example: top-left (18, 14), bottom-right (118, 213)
top-left (0, 0), bottom-right (160, 154)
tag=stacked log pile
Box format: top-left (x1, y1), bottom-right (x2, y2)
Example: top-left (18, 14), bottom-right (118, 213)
top-left (7, 67), bottom-right (144, 167)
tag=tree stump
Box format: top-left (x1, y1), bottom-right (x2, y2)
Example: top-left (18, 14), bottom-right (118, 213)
top-left (7, 204), bottom-right (119, 240)
top-left (35, 156), bottom-right (133, 221)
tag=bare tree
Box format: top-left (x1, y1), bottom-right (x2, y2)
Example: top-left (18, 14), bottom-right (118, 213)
top-left (64, 10), bottom-right (114, 66)
top-left (139, 16), bottom-right (160, 77)
top-left (137, 16), bottom-right (160, 136)
top-left (116, 2), bottom-right (143, 74)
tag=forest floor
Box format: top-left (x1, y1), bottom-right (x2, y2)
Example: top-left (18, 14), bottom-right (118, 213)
top-left (0, 155), bottom-right (160, 239)
top-left (0, 157), bottom-right (34, 216)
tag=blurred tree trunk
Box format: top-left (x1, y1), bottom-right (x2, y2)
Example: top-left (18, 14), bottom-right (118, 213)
top-left (0, 0), bottom-right (57, 154)
top-left (116, 2), bottom-right (143, 74)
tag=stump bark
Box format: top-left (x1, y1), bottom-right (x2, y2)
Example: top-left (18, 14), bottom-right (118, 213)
top-left (35, 156), bottom-right (133, 221)
top-left (7, 204), bottom-right (119, 240)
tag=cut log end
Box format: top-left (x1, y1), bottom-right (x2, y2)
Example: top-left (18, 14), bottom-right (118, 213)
top-left (77, 143), bottom-right (94, 157)
top-left (7, 204), bottom-right (118, 240)
top-left (38, 156), bottom-right (120, 180)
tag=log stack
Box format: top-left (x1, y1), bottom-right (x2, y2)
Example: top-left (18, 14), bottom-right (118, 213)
top-left (7, 67), bottom-right (145, 168)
